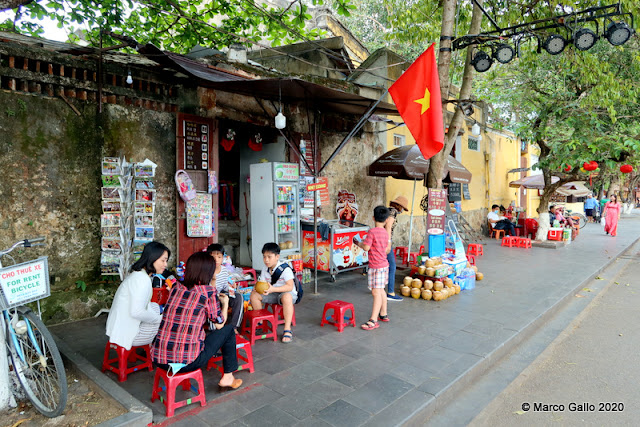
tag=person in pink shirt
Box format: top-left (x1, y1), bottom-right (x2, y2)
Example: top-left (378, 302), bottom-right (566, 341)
top-left (354, 206), bottom-right (392, 330)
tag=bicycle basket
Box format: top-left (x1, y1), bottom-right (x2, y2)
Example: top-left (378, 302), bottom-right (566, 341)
top-left (0, 257), bottom-right (50, 310)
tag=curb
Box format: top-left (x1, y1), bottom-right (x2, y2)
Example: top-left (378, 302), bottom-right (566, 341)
top-left (53, 334), bottom-right (152, 427)
top-left (403, 232), bottom-right (640, 426)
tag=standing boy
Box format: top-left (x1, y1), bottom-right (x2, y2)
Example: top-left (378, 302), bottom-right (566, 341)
top-left (250, 243), bottom-right (297, 343)
top-left (386, 196), bottom-right (409, 301)
top-left (206, 244), bottom-right (243, 331)
top-left (354, 206), bottom-right (391, 330)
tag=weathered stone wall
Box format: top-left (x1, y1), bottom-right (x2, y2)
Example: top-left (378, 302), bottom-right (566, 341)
top-left (0, 91), bottom-right (175, 323)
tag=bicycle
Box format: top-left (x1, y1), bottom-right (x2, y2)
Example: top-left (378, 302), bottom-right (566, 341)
top-left (565, 210), bottom-right (588, 229)
top-left (0, 237), bottom-right (67, 417)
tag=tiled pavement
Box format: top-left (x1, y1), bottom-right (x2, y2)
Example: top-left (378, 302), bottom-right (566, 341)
top-left (51, 212), bottom-right (640, 426)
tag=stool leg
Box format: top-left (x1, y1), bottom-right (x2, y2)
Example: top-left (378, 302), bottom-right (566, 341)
top-left (181, 378), bottom-right (191, 391)
top-left (151, 370), bottom-right (160, 402)
top-left (244, 344), bottom-right (255, 373)
top-left (101, 342), bottom-right (110, 372)
top-left (195, 374), bottom-right (206, 407)
top-left (320, 306), bottom-right (330, 327)
top-left (270, 318), bottom-right (277, 342)
top-left (165, 376), bottom-right (176, 417)
top-left (117, 347), bottom-right (129, 382)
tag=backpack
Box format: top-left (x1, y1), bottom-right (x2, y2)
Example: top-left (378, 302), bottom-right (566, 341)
top-left (270, 264), bottom-right (303, 304)
top-left (174, 169), bottom-right (197, 202)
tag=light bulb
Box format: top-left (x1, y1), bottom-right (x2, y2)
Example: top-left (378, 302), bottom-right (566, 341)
top-left (126, 71), bottom-right (133, 85)
top-left (275, 111), bottom-right (286, 129)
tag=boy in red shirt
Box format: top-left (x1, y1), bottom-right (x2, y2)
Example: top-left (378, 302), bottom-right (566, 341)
top-left (354, 206), bottom-right (391, 330)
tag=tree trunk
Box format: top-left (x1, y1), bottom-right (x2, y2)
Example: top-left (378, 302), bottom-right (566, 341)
top-left (427, 0), bottom-right (484, 189)
top-left (0, 0), bottom-right (33, 10)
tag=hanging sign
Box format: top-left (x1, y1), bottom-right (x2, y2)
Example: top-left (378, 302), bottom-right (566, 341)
top-left (426, 188), bottom-right (447, 235)
top-left (273, 162), bottom-right (299, 181)
top-left (0, 257), bottom-right (50, 307)
top-left (448, 183), bottom-right (462, 201)
top-left (462, 183), bottom-right (471, 200)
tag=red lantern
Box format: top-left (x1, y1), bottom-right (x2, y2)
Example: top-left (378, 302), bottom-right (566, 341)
top-left (583, 161), bottom-right (597, 171)
top-left (563, 164), bottom-right (572, 172)
top-left (620, 164), bottom-right (633, 173)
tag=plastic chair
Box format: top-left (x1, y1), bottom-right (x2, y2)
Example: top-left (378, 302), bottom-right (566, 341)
top-left (101, 342), bottom-right (153, 382)
top-left (490, 227), bottom-right (505, 240)
top-left (517, 237), bottom-right (532, 249)
top-left (466, 254), bottom-right (476, 266)
top-left (467, 244), bottom-right (483, 256)
top-left (320, 300), bottom-right (356, 332)
top-left (394, 246), bottom-right (408, 261)
top-left (265, 303), bottom-right (296, 327)
top-left (524, 218), bottom-right (539, 240)
top-left (151, 368), bottom-right (206, 417)
top-left (406, 245), bottom-right (425, 266)
top-left (207, 335), bottom-right (254, 373)
top-left (241, 309), bottom-right (277, 345)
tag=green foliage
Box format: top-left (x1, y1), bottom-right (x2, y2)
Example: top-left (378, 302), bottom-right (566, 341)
top-left (1, 0), bottom-right (356, 52)
top-left (75, 280), bottom-right (87, 292)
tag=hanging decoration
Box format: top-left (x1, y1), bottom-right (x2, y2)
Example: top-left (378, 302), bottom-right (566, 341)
top-left (620, 164), bottom-right (633, 173)
top-left (583, 161), bottom-right (598, 171)
top-left (221, 128), bottom-right (236, 152)
top-left (248, 132), bottom-right (263, 151)
top-left (563, 164), bottom-right (572, 172)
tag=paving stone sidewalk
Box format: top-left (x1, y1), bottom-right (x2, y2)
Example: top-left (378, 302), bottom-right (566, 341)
top-left (51, 212), bottom-right (640, 426)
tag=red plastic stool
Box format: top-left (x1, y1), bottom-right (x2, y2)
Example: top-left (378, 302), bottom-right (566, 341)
top-left (466, 254), bottom-right (476, 266)
top-left (467, 244), bottom-right (483, 256)
top-left (207, 335), bottom-right (254, 373)
top-left (517, 237), bottom-right (532, 248)
top-left (101, 341), bottom-right (153, 382)
top-left (264, 303), bottom-right (296, 327)
top-left (320, 300), bottom-right (356, 332)
top-left (501, 236), bottom-right (518, 247)
top-left (151, 368), bottom-right (206, 417)
top-left (394, 246), bottom-right (408, 261)
top-left (241, 309), bottom-right (277, 345)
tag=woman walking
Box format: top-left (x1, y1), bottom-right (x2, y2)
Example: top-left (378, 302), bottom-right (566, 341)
top-left (603, 194), bottom-right (621, 237)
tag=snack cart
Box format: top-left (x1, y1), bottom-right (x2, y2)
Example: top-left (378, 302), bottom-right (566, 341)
top-left (302, 219), bottom-right (369, 281)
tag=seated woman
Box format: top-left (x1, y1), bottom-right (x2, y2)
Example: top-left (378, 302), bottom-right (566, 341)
top-left (105, 241), bottom-right (169, 350)
top-left (151, 252), bottom-right (242, 390)
top-left (555, 206), bottom-right (575, 228)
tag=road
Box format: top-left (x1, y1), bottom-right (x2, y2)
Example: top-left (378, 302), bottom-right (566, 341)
top-left (469, 248), bottom-right (640, 426)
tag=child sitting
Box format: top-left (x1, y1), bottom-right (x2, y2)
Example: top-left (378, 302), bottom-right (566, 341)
top-left (249, 242), bottom-right (297, 343)
top-left (207, 244), bottom-right (243, 330)
top-left (353, 206), bottom-right (391, 330)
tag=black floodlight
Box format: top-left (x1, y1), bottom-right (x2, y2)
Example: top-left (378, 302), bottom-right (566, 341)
top-left (542, 34), bottom-right (567, 55)
top-left (471, 51), bottom-right (493, 72)
top-left (493, 43), bottom-right (515, 63)
top-left (574, 28), bottom-right (598, 50)
top-left (604, 21), bottom-right (633, 46)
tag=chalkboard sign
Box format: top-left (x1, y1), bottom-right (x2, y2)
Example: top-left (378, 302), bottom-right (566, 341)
top-left (448, 183), bottom-right (462, 201)
top-left (462, 183), bottom-right (471, 200)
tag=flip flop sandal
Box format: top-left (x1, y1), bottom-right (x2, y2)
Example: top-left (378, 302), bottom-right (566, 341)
top-left (282, 330), bottom-right (294, 343)
top-left (378, 314), bottom-right (390, 322)
top-left (361, 320), bottom-right (379, 330)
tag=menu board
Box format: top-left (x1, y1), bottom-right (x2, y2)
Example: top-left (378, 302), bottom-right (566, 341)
top-left (183, 120), bottom-right (209, 170)
top-left (448, 183), bottom-right (462, 201)
top-left (273, 162), bottom-right (299, 181)
top-left (462, 183), bottom-right (471, 200)
top-left (426, 188), bottom-right (447, 235)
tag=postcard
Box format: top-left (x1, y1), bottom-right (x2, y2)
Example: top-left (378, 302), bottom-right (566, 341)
top-left (101, 238), bottom-right (122, 252)
top-left (101, 175), bottom-right (121, 187)
top-left (101, 214), bottom-right (121, 228)
top-left (135, 189), bottom-right (155, 202)
top-left (102, 201), bottom-right (121, 213)
top-left (134, 164), bottom-right (154, 178)
top-left (102, 187), bottom-right (121, 200)
top-left (135, 202), bottom-right (154, 215)
top-left (101, 226), bottom-right (120, 238)
top-left (135, 227), bottom-right (154, 240)
top-left (132, 240), bottom-right (148, 254)
top-left (134, 215), bottom-right (154, 227)
top-left (135, 180), bottom-right (155, 190)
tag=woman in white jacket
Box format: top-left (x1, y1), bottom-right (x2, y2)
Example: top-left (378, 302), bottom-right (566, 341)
top-left (105, 242), bottom-right (170, 349)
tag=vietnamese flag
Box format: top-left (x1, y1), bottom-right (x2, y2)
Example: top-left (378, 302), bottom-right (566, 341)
top-left (388, 43), bottom-right (444, 160)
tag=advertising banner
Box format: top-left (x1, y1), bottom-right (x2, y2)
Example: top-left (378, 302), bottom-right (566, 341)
top-left (426, 188), bottom-right (447, 234)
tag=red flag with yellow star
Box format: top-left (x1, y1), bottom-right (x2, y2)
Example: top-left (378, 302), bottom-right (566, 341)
top-left (388, 43), bottom-right (444, 160)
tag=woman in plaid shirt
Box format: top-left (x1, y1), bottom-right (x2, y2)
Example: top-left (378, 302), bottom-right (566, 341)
top-left (152, 252), bottom-right (242, 390)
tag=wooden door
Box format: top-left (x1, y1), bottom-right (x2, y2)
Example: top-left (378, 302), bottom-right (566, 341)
top-left (176, 113), bottom-right (218, 263)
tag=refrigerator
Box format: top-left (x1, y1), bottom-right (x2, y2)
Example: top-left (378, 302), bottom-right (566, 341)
top-left (250, 162), bottom-right (301, 271)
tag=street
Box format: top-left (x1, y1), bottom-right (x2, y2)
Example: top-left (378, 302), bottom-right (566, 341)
top-left (470, 240), bottom-right (640, 426)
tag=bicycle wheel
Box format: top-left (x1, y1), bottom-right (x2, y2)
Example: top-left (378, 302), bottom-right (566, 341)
top-left (7, 307), bottom-right (67, 417)
top-left (571, 213), bottom-right (587, 229)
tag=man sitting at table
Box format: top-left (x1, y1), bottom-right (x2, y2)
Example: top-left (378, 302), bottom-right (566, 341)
top-left (488, 204), bottom-right (516, 236)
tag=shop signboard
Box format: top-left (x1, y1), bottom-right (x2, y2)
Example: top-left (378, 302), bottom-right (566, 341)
top-left (448, 183), bottom-right (462, 201)
top-left (462, 183), bottom-right (471, 200)
top-left (183, 120), bottom-right (209, 170)
top-left (336, 190), bottom-right (358, 224)
top-left (273, 162), bottom-right (299, 181)
top-left (426, 188), bottom-right (447, 235)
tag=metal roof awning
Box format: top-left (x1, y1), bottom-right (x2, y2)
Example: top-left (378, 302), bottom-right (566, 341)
top-left (139, 44), bottom-right (399, 116)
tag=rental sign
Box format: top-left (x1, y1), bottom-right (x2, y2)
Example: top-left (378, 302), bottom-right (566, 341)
top-left (0, 257), bottom-right (49, 307)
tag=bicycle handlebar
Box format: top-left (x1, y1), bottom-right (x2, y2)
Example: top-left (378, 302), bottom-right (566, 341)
top-left (25, 236), bottom-right (45, 243)
top-left (0, 237), bottom-right (46, 256)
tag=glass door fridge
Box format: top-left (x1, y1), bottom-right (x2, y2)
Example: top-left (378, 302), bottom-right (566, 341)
top-left (250, 162), bottom-right (301, 271)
